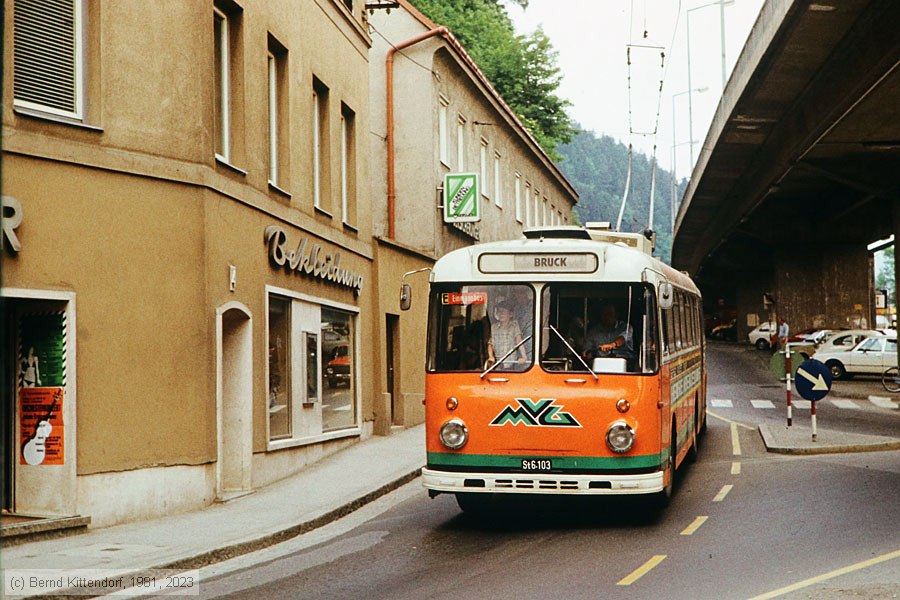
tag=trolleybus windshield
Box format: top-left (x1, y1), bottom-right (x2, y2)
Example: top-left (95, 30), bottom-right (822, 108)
top-left (541, 282), bottom-right (659, 375)
top-left (427, 284), bottom-right (535, 373)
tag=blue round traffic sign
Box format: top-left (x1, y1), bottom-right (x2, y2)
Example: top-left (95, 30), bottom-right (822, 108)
top-left (794, 359), bottom-right (832, 401)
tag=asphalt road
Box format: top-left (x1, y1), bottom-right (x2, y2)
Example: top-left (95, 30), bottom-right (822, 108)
top-left (195, 345), bottom-right (900, 600)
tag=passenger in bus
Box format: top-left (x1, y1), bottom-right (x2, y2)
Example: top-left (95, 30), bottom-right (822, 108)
top-left (460, 315), bottom-right (491, 370)
top-left (583, 303), bottom-right (634, 360)
top-left (486, 301), bottom-right (529, 368)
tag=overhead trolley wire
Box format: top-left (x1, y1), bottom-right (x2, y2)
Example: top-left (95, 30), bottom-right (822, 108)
top-left (618, 0), bottom-right (682, 235)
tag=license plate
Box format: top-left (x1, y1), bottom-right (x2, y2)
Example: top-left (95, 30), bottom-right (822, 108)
top-left (521, 459), bottom-right (552, 471)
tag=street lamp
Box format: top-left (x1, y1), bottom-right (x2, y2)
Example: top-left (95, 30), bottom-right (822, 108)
top-left (686, 0), bottom-right (733, 167)
top-left (671, 86), bottom-right (707, 230)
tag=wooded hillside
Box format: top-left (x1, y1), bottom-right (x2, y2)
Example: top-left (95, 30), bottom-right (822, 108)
top-left (558, 129), bottom-right (687, 264)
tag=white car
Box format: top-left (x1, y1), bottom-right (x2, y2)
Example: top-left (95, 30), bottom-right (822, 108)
top-left (812, 334), bottom-right (897, 379)
top-left (814, 329), bottom-right (890, 355)
top-left (748, 322), bottom-right (776, 350)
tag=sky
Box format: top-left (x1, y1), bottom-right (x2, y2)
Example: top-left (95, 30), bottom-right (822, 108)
top-left (507, 0), bottom-right (765, 180)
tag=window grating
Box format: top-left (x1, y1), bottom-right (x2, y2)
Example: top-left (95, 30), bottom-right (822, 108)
top-left (14, 0), bottom-right (81, 117)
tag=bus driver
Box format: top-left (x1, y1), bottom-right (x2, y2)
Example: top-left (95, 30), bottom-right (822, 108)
top-left (583, 303), bottom-right (634, 359)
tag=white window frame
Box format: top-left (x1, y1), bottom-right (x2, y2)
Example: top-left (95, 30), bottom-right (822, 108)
top-left (457, 115), bottom-right (466, 171)
top-left (493, 152), bottom-right (502, 207)
top-left (313, 89), bottom-right (322, 210)
top-left (514, 173), bottom-right (522, 223)
top-left (480, 139), bottom-right (489, 198)
top-left (524, 183), bottom-right (532, 227)
top-left (13, 0), bottom-right (85, 121)
top-left (267, 52), bottom-right (278, 185)
top-left (214, 7), bottom-right (230, 162)
top-left (341, 114), bottom-right (349, 223)
top-left (438, 97), bottom-right (449, 166)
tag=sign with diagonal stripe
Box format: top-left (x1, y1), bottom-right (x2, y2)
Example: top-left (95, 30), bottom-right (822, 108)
top-left (443, 173), bottom-right (480, 223)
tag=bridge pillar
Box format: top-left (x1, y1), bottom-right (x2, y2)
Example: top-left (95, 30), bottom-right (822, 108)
top-left (733, 272), bottom-right (772, 344)
top-left (772, 244), bottom-right (873, 333)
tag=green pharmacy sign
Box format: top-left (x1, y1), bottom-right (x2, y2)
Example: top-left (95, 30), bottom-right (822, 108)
top-left (443, 173), bottom-right (480, 223)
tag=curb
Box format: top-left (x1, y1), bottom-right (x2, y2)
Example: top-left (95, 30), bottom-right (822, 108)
top-left (32, 468), bottom-right (423, 600)
top-left (758, 423), bottom-right (900, 456)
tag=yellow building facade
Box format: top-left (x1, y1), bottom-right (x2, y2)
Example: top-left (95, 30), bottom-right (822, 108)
top-left (2, 0), bottom-right (375, 527)
top-left (367, 1), bottom-right (579, 435)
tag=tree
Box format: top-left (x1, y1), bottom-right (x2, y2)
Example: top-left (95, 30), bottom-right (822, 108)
top-left (557, 127), bottom-right (683, 264)
top-left (408, 0), bottom-right (572, 158)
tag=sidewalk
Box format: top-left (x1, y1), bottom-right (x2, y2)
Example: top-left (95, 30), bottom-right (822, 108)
top-left (759, 422), bottom-right (900, 455)
top-left (1, 424), bottom-right (426, 597)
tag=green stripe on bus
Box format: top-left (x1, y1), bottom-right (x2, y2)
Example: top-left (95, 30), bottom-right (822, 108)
top-left (427, 452), bottom-right (663, 470)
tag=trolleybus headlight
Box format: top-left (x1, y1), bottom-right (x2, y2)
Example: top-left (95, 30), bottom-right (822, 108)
top-left (440, 418), bottom-right (468, 450)
top-left (606, 421), bottom-right (635, 453)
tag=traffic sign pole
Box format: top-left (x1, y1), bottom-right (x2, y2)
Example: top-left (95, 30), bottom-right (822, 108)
top-left (793, 357), bottom-right (832, 442)
top-left (811, 399), bottom-right (817, 442)
top-left (784, 344), bottom-right (793, 427)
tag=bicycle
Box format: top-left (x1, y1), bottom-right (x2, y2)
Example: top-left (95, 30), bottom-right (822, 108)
top-left (882, 366), bottom-right (900, 393)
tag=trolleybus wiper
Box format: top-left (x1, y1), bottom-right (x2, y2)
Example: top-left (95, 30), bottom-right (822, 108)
top-left (480, 335), bottom-right (533, 379)
top-left (548, 324), bottom-right (598, 380)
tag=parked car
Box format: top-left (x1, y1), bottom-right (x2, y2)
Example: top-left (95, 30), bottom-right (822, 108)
top-left (748, 322), bottom-right (776, 350)
top-left (814, 329), bottom-right (889, 355)
top-left (813, 334), bottom-right (897, 379)
top-left (709, 319), bottom-right (737, 341)
top-left (789, 328), bottom-right (830, 343)
top-left (325, 344), bottom-right (351, 388)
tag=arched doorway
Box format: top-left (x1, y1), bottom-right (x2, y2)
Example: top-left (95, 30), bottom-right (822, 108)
top-left (217, 303), bottom-right (252, 500)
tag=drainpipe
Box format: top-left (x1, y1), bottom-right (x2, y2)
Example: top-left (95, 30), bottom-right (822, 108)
top-left (386, 26), bottom-right (448, 240)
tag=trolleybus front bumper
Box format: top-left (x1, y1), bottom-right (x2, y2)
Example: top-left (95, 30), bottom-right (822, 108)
top-left (422, 467), bottom-right (664, 495)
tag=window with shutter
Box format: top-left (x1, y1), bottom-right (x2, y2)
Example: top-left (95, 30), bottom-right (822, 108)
top-left (13, 0), bottom-right (84, 120)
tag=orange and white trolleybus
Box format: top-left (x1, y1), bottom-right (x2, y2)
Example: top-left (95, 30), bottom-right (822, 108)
top-left (418, 225), bottom-right (706, 512)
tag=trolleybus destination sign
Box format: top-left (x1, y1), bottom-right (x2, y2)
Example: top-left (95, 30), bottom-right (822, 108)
top-left (443, 173), bottom-right (480, 223)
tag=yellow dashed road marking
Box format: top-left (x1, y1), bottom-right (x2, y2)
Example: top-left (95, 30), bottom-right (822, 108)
top-left (617, 555), bottom-right (667, 586)
top-left (680, 516), bottom-right (708, 536)
top-left (748, 549), bottom-right (900, 599)
top-left (731, 461), bottom-right (741, 475)
top-left (731, 423), bottom-right (742, 456)
top-left (713, 484), bottom-right (733, 502)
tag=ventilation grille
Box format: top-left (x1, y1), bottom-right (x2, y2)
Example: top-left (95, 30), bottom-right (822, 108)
top-left (14, 0), bottom-right (80, 116)
top-left (495, 479), bottom-right (580, 491)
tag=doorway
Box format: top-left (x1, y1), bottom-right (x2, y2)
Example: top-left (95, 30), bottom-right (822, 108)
top-left (2, 300), bottom-right (14, 511)
top-left (386, 314), bottom-right (399, 426)
top-left (217, 304), bottom-right (253, 499)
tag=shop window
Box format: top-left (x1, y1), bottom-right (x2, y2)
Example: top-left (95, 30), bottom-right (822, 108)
top-left (322, 307), bottom-right (355, 431)
top-left (267, 292), bottom-right (358, 445)
top-left (268, 296), bottom-right (292, 439)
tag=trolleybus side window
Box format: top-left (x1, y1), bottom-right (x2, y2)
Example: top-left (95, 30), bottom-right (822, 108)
top-left (539, 282), bottom-right (658, 374)
top-left (427, 284), bottom-right (535, 372)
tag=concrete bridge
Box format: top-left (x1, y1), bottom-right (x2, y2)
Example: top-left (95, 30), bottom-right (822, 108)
top-left (672, 0), bottom-right (900, 340)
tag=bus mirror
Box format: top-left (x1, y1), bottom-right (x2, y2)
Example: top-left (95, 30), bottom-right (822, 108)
top-left (400, 283), bottom-right (412, 311)
top-left (659, 282), bottom-right (673, 309)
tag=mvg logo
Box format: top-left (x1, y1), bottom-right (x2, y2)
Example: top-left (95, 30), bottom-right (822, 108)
top-left (490, 398), bottom-right (581, 427)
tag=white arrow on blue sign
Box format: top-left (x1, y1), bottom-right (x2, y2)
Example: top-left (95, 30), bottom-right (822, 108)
top-left (794, 359), bottom-right (832, 401)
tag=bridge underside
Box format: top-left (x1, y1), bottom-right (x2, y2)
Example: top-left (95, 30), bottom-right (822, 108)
top-left (673, 0), bottom-right (900, 338)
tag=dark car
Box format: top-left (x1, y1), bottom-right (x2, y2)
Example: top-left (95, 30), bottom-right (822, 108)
top-left (326, 344), bottom-right (351, 388)
top-left (709, 320), bottom-right (736, 341)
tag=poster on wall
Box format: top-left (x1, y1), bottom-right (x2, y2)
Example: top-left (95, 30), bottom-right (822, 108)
top-left (20, 387), bottom-right (65, 466)
top-left (18, 311), bottom-right (67, 388)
